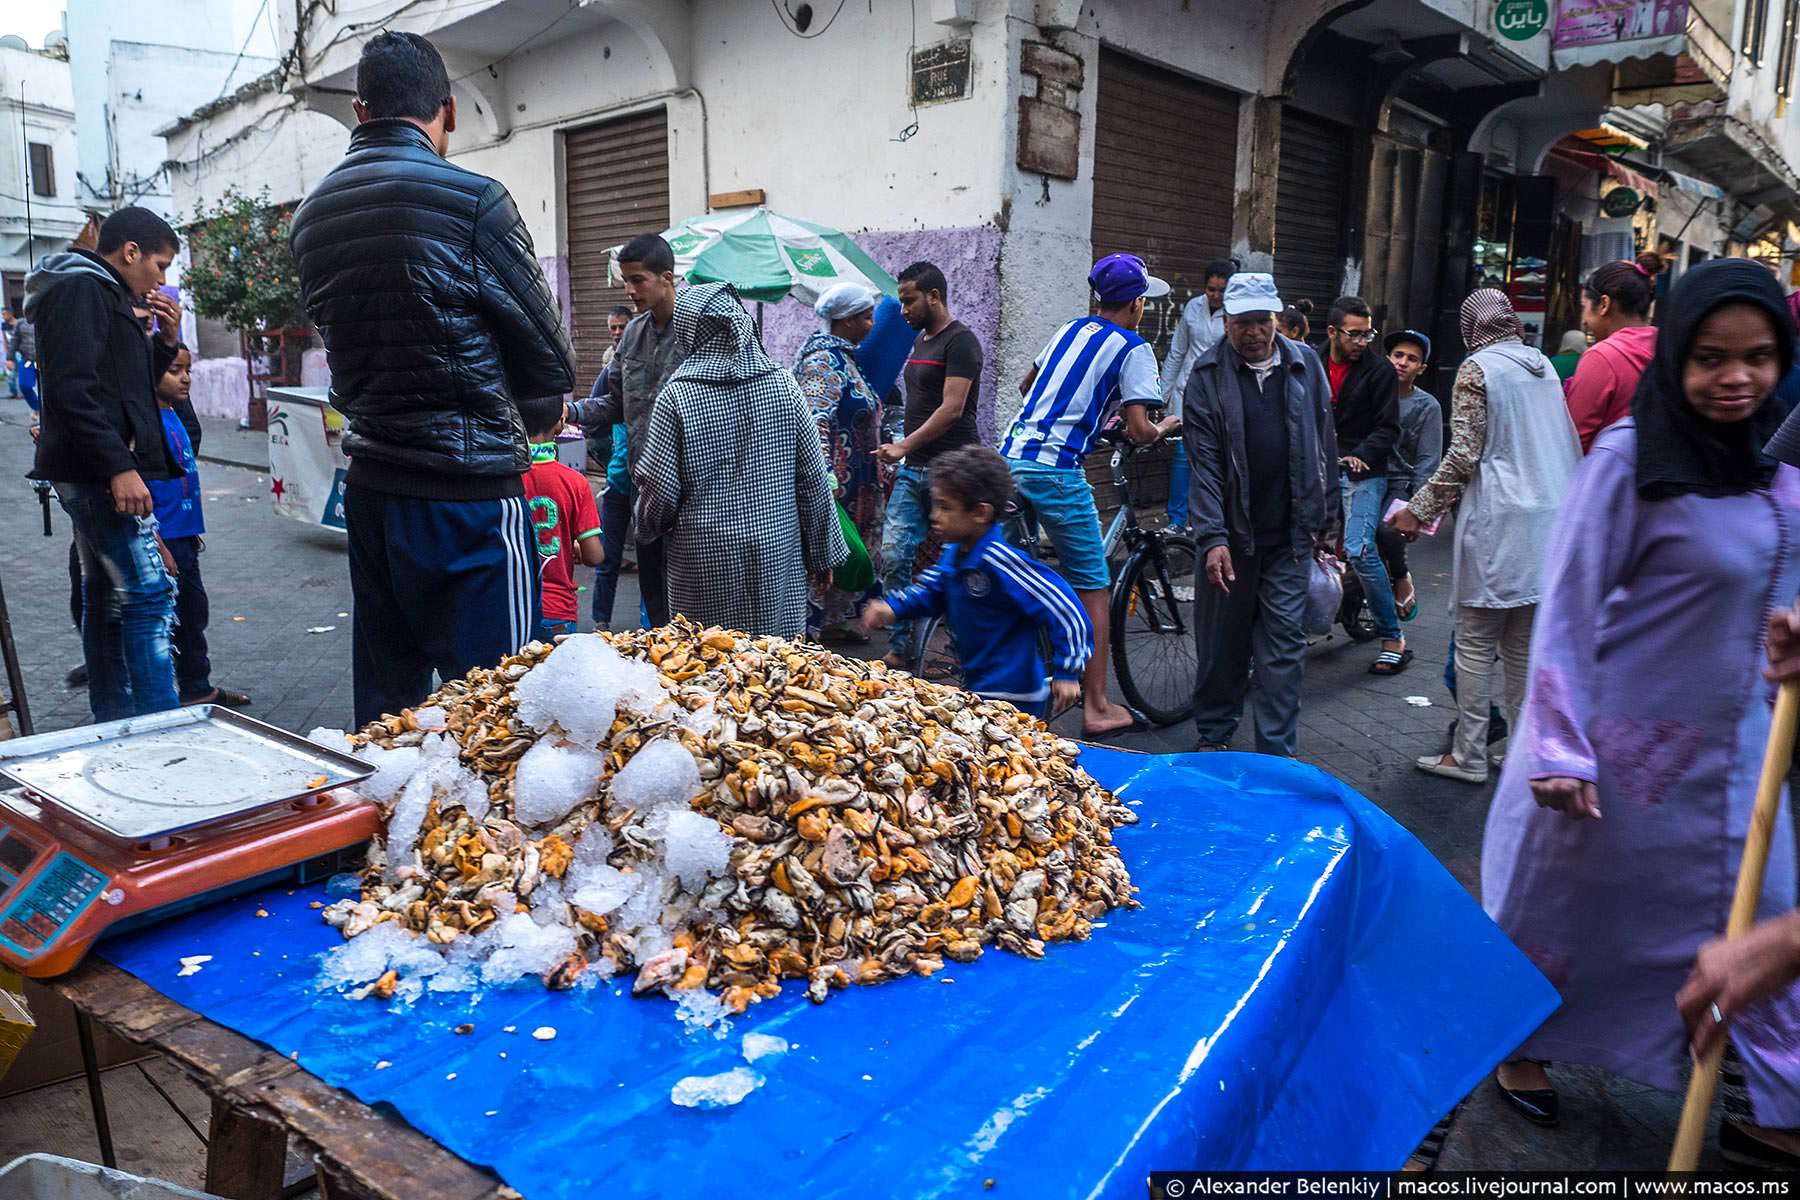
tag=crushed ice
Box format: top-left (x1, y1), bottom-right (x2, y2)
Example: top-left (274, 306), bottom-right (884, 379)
top-left (741, 1032), bottom-right (788, 1063)
top-left (670, 1066), bottom-right (762, 1109)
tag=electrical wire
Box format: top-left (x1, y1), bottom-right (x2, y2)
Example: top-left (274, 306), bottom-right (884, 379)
top-left (448, 2), bottom-right (580, 83)
top-left (213, 0), bottom-right (275, 105)
top-left (771, 0), bottom-right (848, 38)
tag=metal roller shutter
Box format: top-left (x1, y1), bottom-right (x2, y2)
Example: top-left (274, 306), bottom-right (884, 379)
top-left (1090, 48), bottom-right (1239, 366)
top-left (1275, 107), bottom-right (1353, 314)
top-left (1089, 49), bottom-right (1240, 514)
top-left (563, 109), bottom-right (670, 390)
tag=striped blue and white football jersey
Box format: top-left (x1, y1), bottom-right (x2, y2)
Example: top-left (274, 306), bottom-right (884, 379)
top-left (1000, 317), bottom-right (1160, 469)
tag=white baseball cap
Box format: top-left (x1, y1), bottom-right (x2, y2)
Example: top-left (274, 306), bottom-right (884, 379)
top-left (1222, 272), bottom-right (1284, 316)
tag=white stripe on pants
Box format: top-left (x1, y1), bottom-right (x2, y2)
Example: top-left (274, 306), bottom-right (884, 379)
top-left (1452, 603), bottom-right (1534, 769)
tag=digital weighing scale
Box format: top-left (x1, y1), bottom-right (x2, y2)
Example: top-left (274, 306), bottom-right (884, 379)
top-left (0, 706), bottom-right (380, 978)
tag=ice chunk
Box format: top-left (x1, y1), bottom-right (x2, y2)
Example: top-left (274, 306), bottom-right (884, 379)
top-left (513, 635), bottom-right (663, 746)
top-left (670, 1066), bottom-right (762, 1109)
top-left (676, 989), bottom-right (732, 1037)
top-left (612, 738), bottom-right (700, 814)
top-left (307, 727), bottom-right (353, 754)
top-left (568, 863), bottom-right (638, 916)
top-left (741, 1032), bottom-right (789, 1063)
top-left (679, 702), bottom-right (721, 735)
top-left (412, 705), bottom-right (447, 730)
top-left (324, 872), bottom-right (363, 899)
top-left (479, 912), bottom-right (578, 986)
top-left (513, 741), bottom-right (606, 828)
top-left (355, 744), bottom-right (421, 805)
top-left (658, 809), bottom-right (732, 891)
top-left (317, 923), bottom-right (448, 997)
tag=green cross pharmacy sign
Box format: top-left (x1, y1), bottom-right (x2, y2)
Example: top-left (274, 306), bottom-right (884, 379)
top-left (1494, 0), bottom-right (1548, 40)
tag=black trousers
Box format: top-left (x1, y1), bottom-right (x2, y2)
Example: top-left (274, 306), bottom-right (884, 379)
top-left (165, 535), bottom-right (212, 700)
top-left (638, 536), bottom-right (671, 627)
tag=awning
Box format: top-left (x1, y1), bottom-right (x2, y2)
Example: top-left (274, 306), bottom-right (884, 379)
top-left (1661, 167), bottom-right (1727, 200)
top-left (1546, 145), bottom-right (1661, 196)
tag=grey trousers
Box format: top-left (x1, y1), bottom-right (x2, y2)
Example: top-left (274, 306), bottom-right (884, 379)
top-left (1192, 542), bottom-right (1309, 756)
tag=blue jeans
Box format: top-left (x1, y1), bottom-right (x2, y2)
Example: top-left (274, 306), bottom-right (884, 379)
top-left (879, 465), bottom-right (931, 652)
top-left (58, 481), bottom-right (179, 721)
top-left (18, 362), bottom-right (37, 412)
top-left (591, 486), bottom-right (633, 626)
top-left (1167, 448), bottom-right (1190, 527)
top-left (1341, 476), bottom-right (1400, 642)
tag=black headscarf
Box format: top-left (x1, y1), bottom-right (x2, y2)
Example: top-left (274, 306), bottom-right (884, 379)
top-left (1631, 258), bottom-right (1795, 500)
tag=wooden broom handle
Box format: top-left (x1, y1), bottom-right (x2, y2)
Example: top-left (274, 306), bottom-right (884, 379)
top-left (1669, 678), bottom-right (1800, 1170)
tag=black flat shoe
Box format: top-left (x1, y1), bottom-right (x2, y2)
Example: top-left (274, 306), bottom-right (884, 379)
top-left (1494, 1074), bottom-right (1559, 1127)
top-left (1721, 1120), bottom-right (1800, 1170)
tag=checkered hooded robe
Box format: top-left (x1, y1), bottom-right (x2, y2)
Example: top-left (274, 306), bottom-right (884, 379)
top-left (634, 283), bottom-right (848, 637)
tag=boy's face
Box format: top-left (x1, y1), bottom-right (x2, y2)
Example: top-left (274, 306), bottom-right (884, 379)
top-left (928, 485), bottom-right (993, 545)
top-left (1388, 342), bottom-right (1426, 389)
top-left (158, 349), bottom-right (191, 405)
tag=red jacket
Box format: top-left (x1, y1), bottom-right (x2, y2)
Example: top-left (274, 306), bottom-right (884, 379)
top-left (1564, 325), bottom-right (1655, 453)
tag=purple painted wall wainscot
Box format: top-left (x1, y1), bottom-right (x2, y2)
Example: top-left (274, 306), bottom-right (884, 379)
top-left (757, 226), bottom-right (1002, 445)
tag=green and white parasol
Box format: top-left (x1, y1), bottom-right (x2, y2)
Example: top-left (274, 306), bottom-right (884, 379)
top-left (611, 207), bottom-right (898, 305)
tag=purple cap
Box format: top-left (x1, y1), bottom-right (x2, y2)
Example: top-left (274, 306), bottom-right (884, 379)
top-left (1089, 254), bottom-right (1171, 304)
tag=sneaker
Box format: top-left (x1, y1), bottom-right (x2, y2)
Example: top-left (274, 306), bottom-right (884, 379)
top-left (64, 662), bottom-right (87, 688)
top-left (1166, 523), bottom-right (1191, 538)
top-left (1415, 753), bottom-right (1489, 784)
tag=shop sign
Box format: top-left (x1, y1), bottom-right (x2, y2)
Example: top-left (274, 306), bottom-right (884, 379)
top-left (1553, 0), bottom-right (1688, 49)
top-left (1601, 186), bottom-right (1643, 217)
top-left (1495, 0), bottom-right (1549, 40)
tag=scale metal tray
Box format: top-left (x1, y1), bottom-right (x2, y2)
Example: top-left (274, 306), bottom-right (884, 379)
top-left (0, 706), bottom-right (374, 842)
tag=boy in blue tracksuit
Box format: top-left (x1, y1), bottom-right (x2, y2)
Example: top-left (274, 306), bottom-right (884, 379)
top-left (862, 446), bottom-right (1091, 718)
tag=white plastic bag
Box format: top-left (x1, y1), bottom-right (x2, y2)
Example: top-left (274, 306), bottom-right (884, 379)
top-left (1304, 552), bottom-right (1344, 637)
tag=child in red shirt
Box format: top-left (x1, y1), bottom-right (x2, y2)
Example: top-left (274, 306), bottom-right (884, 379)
top-left (519, 398), bottom-right (604, 640)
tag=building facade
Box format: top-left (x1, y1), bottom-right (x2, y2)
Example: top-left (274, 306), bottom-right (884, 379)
top-left (164, 0), bottom-right (1800, 428)
top-left (0, 43), bottom-right (83, 314)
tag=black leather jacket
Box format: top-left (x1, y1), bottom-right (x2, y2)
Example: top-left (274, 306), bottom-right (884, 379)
top-left (291, 120), bottom-right (576, 500)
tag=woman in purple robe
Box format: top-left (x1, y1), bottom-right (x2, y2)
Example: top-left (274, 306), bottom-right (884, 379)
top-left (1481, 258), bottom-right (1800, 1165)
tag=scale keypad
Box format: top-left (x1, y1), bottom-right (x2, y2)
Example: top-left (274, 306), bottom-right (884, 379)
top-left (0, 849), bottom-right (106, 959)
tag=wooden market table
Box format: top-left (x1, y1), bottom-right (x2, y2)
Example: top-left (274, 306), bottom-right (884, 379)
top-left (46, 959), bottom-right (509, 1200)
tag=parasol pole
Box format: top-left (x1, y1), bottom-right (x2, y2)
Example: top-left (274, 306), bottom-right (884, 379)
top-left (1669, 678), bottom-right (1800, 1169)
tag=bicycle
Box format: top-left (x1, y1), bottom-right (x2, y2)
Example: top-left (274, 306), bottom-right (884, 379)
top-left (910, 429), bottom-right (1199, 727)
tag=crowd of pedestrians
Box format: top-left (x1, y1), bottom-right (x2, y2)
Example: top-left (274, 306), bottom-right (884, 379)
top-left (19, 24), bottom-right (1800, 1167)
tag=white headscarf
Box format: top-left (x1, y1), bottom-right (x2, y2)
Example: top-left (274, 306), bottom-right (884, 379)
top-left (814, 282), bottom-right (876, 330)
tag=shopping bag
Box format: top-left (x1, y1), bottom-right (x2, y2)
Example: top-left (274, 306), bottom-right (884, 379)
top-left (1304, 552), bottom-right (1344, 637)
top-left (832, 504), bottom-right (875, 593)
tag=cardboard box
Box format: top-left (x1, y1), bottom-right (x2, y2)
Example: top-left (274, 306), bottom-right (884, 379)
top-left (0, 976), bottom-right (148, 1097)
top-left (0, 969), bottom-right (33, 1084)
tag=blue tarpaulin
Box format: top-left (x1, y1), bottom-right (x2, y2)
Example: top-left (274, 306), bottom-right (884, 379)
top-left (101, 749), bottom-right (1556, 1197)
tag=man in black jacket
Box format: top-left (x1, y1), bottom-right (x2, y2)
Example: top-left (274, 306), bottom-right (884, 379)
top-left (1323, 295), bottom-right (1407, 674)
top-left (26, 206), bottom-right (186, 720)
top-left (291, 31), bottom-right (577, 726)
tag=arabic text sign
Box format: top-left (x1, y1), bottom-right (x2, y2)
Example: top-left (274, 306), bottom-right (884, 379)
top-left (1553, 0), bottom-right (1687, 47)
top-left (1496, 0), bottom-right (1549, 39)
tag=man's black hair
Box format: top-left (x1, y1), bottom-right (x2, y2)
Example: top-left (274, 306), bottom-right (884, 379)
top-left (930, 446), bottom-right (1014, 516)
top-left (98, 207), bottom-right (180, 256)
top-left (1327, 295), bottom-right (1371, 329)
top-left (898, 261), bottom-right (949, 305)
top-left (356, 31), bottom-right (452, 123)
top-left (608, 304), bottom-right (634, 320)
top-left (1203, 258), bottom-right (1237, 284)
top-left (618, 234), bottom-right (675, 275)
top-left (517, 396), bottom-right (564, 440)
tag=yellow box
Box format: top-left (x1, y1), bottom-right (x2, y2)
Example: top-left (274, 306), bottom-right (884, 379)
top-left (0, 968), bottom-right (34, 1085)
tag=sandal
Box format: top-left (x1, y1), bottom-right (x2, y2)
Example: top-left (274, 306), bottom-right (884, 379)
top-left (1370, 646), bottom-right (1414, 675)
top-left (1396, 577), bottom-right (1418, 622)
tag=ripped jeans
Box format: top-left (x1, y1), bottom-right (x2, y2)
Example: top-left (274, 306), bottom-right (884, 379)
top-left (58, 481), bottom-right (179, 721)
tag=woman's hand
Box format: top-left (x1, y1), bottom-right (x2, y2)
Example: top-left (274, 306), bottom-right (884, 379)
top-left (1529, 776), bottom-right (1602, 820)
top-left (1767, 605), bottom-right (1800, 683)
top-left (1677, 912), bottom-right (1800, 1058)
top-left (1388, 505), bottom-right (1423, 540)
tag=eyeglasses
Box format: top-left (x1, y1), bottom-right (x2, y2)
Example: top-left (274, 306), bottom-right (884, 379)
top-left (1336, 328), bottom-right (1378, 343)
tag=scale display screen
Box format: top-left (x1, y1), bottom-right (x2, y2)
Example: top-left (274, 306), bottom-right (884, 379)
top-left (0, 833), bottom-right (36, 875)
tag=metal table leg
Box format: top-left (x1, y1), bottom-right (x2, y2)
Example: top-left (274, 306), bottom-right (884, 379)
top-left (74, 1009), bottom-right (117, 1168)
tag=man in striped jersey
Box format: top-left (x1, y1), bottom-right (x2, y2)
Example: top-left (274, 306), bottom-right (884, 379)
top-left (1002, 253), bottom-right (1181, 737)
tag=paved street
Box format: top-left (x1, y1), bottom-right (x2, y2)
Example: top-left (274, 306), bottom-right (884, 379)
top-left (0, 396), bottom-right (1724, 1169)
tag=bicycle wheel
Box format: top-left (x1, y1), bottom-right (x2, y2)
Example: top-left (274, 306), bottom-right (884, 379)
top-left (1111, 535), bottom-right (1199, 726)
top-left (911, 614), bottom-right (966, 688)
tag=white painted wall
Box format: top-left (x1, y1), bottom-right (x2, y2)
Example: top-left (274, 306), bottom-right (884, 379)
top-left (65, 0), bottom-right (273, 213)
top-left (0, 47), bottom-right (83, 289)
top-left (164, 91), bottom-right (347, 217)
top-left (1726, 0), bottom-right (1800, 188)
top-left (105, 42), bottom-right (272, 220)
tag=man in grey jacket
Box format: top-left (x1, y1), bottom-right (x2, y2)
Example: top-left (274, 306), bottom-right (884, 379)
top-left (1183, 272), bottom-right (1336, 756)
